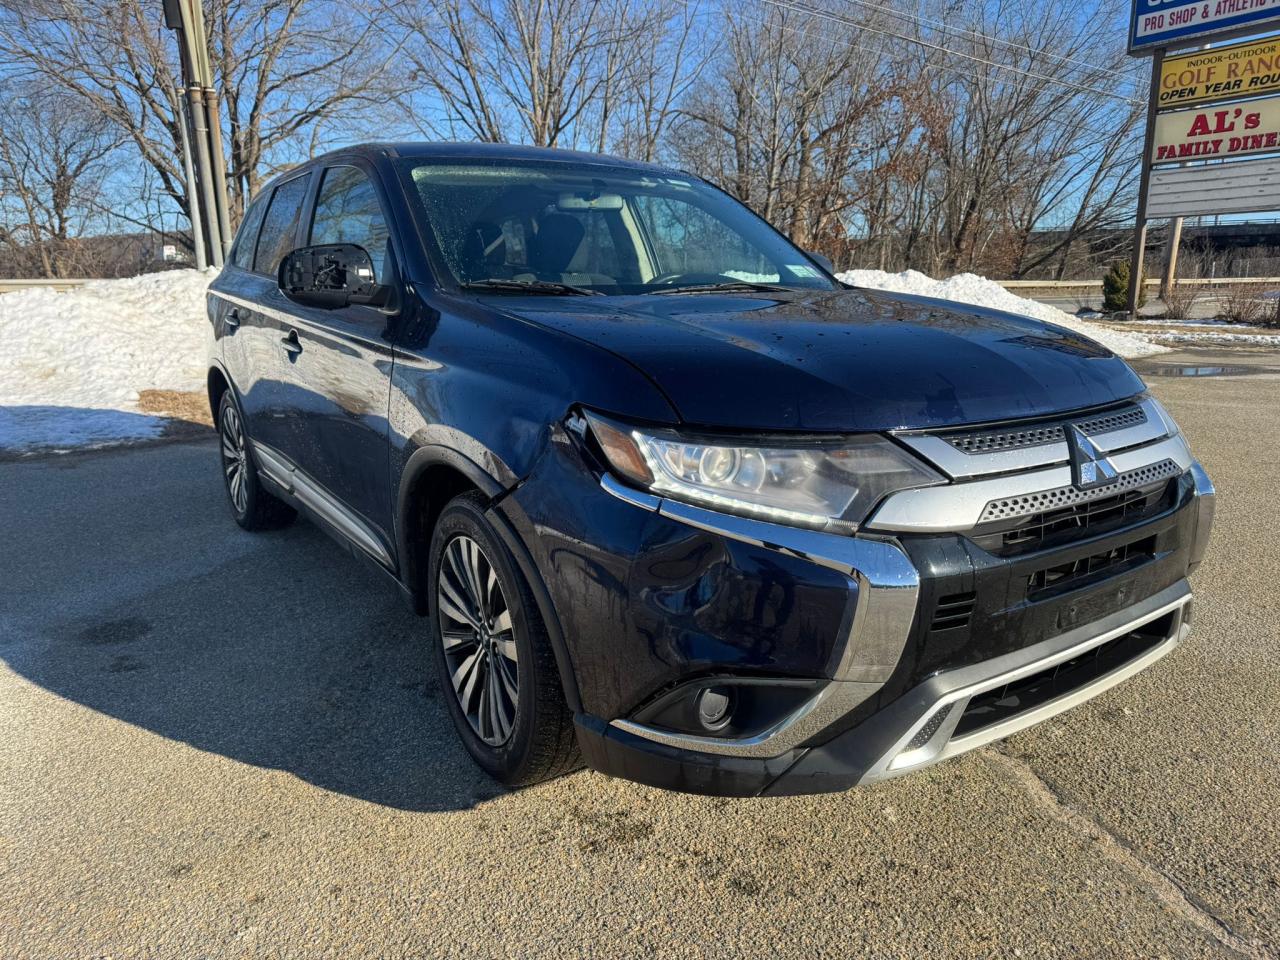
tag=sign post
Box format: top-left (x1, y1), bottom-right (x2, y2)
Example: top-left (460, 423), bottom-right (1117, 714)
top-left (1130, 50), bottom-right (1165, 320)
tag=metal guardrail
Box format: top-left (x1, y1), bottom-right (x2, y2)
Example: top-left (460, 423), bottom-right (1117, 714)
top-left (0, 278), bottom-right (92, 293)
top-left (1001, 277), bottom-right (1280, 292)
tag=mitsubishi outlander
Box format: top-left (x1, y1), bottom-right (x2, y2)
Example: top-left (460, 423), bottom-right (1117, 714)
top-left (206, 142), bottom-right (1214, 795)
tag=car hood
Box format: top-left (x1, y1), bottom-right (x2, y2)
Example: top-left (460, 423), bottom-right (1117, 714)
top-left (501, 287), bottom-right (1146, 432)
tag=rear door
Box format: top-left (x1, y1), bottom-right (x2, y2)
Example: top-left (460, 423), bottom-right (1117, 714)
top-left (270, 160), bottom-right (399, 562)
top-left (216, 170), bottom-right (313, 455)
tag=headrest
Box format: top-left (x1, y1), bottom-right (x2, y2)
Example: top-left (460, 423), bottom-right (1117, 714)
top-left (458, 221), bottom-right (504, 279)
top-left (529, 214), bottom-right (584, 274)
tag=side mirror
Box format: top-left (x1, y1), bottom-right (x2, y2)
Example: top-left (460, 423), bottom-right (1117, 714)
top-left (806, 250), bottom-right (835, 274)
top-left (278, 243), bottom-right (390, 309)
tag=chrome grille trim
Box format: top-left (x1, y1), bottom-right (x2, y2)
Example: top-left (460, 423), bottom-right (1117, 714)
top-left (976, 459), bottom-right (1182, 524)
top-left (896, 398), bottom-right (1169, 481)
top-left (867, 432), bottom-right (1193, 533)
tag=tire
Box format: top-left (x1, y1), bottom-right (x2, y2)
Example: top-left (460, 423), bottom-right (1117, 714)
top-left (217, 391), bottom-right (296, 531)
top-left (428, 491), bottom-right (580, 787)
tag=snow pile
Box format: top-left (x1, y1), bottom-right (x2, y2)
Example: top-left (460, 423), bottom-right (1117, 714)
top-left (1146, 329), bottom-right (1280, 346)
top-left (0, 269), bottom-right (214, 450)
top-left (838, 269), bottom-right (1168, 359)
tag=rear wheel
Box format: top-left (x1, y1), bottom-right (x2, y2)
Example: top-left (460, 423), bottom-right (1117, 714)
top-left (217, 391), bottom-right (295, 531)
top-left (428, 492), bottom-right (579, 786)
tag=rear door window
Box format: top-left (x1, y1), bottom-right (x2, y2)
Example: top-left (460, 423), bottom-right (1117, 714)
top-left (253, 174), bottom-right (310, 276)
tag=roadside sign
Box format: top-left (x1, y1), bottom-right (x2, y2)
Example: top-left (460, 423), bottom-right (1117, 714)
top-left (1159, 37), bottom-right (1280, 108)
top-left (1130, 0), bottom-right (1280, 55)
top-left (1127, 0), bottom-right (1280, 317)
top-left (1148, 155), bottom-right (1280, 217)
top-left (1152, 94), bottom-right (1280, 162)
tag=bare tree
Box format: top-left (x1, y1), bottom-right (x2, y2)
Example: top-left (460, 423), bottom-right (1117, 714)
top-left (0, 85), bottom-right (122, 277)
top-left (387, 0), bottom-right (715, 158)
top-left (0, 0), bottom-right (405, 230)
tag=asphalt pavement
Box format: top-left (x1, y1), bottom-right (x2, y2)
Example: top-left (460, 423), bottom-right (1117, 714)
top-left (2, 348), bottom-right (1278, 959)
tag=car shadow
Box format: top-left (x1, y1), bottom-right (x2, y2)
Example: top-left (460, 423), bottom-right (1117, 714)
top-left (2, 463), bottom-right (519, 813)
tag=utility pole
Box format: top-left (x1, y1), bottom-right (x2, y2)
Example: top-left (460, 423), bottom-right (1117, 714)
top-left (163, 0), bottom-right (230, 267)
top-left (176, 97), bottom-right (207, 270)
top-left (1128, 49), bottom-right (1164, 320)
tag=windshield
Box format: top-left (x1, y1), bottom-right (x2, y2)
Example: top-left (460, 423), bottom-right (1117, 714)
top-left (399, 159), bottom-right (837, 295)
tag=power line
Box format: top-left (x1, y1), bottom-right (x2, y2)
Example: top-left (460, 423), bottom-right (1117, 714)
top-left (755, 0), bottom-right (1146, 105)
top-left (835, 0), bottom-right (1145, 92)
top-left (680, 0), bottom-right (1143, 146)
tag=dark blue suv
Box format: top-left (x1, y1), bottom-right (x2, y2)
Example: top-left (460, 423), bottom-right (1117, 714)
top-left (207, 142), bottom-right (1215, 796)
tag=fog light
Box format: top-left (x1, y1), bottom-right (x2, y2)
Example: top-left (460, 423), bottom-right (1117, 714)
top-left (696, 686), bottom-right (735, 731)
top-left (630, 677), bottom-right (820, 739)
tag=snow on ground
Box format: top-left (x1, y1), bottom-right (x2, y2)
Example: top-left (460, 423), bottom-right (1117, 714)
top-left (838, 269), bottom-right (1168, 359)
top-left (0, 269), bottom-right (214, 450)
top-left (1145, 330), bottom-right (1280, 346)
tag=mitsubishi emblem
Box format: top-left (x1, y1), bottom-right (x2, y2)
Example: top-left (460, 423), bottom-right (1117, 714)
top-left (1067, 425), bottom-right (1118, 490)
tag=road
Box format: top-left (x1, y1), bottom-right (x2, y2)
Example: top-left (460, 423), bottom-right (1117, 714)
top-left (2, 348), bottom-right (1279, 959)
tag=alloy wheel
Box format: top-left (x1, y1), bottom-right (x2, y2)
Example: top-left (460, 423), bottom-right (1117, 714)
top-left (437, 535), bottom-right (519, 746)
top-left (220, 403), bottom-right (249, 515)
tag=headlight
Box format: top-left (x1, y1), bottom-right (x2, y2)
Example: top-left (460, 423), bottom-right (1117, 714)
top-left (584, 411), bottom-right (943, 531)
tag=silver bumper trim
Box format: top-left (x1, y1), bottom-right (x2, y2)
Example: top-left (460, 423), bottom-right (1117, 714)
top-left (858, 580), bottom-right (1192, 783)
top-left (600, 475), bottom-right (920, 758)
top-left (1189, 460), bottom-right (1215, 570)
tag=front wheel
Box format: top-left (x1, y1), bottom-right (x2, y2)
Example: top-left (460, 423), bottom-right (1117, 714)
top-left (217, 391), bottom-right (295, 531)
top-left (428, 492), bottom-right (579, 787)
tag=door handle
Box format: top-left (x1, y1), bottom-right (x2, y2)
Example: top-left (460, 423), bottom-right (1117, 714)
top-left (281, 329), bottom-right (303, 356)
top-left (224, 308), bottom-right (241, 330)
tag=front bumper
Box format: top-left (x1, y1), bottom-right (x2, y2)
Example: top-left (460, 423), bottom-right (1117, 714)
top-left (576, 581), bottom-right (1193, 795)
top-left (505, 413), bottom-right (1215, 796)
top-left (569, 455), bottom-right (1214, 796)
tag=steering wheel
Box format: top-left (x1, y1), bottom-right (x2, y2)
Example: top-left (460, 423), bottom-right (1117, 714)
top-left (646, 271), bottom-right (734, 287)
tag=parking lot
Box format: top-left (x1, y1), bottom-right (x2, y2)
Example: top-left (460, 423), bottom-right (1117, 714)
top-left (2, 347), bottom-right (1278, 959)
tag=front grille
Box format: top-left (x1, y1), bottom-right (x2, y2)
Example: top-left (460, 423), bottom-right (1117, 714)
top-left (930, 592), bottom-right (976, 631)
top-left (1026, 535), bottom-right (1156, 598)
top-left (947, 405), bottom-right (1147, 455)
top-left (950, 424), bottom-right (1063, 454)
top-left (974, 479), bottom-right (1176, 556)
top-left (951, 611), bottom-right (1174, 739)
top-left (1079, 407), bottom-right (1148, 436)
top-left (977, 459), bottom-right (1182, 525)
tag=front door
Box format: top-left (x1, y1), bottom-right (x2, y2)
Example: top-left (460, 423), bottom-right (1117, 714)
top-left (271, 161), bottom-right (399, 564)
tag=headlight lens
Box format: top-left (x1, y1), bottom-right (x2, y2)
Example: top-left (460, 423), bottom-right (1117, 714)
top-left (584, 412), bottom-right (943, 530)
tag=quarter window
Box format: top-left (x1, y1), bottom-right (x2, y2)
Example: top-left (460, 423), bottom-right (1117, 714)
top-left (230, 194), bottom-right (268, 270)
top-left (309, 165), bottom-right (391, 283)
top-left (253, 174), bottom-right (310, 276)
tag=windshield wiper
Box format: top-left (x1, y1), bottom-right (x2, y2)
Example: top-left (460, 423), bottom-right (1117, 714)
top-left (647, 280), bottom-right (794, 295)
top-left (460, 278), bottom-right (604, 297)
